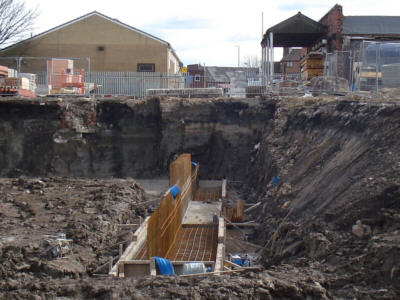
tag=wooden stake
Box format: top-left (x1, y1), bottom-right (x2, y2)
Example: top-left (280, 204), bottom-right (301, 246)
top-left (150, 257), bottom-right (157, 276)
top-left (244, 202), bottom-right (261, 213)
top-left (93, 255), bottom-right (118, 274)
top-left (223, 216), bottom-right (246, 238)
top-left (226, 237), bottom-right (265, 250)
top-left (224, 259), bottom-right (244, 269)
top-left (109, 256), bottom-right (113, 272)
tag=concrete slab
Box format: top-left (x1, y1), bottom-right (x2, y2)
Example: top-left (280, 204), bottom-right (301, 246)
top-left (183, 201), bottom-right (222, 225)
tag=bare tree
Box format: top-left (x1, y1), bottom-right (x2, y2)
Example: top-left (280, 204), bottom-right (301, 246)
top-left (0, 0), bottom-right (38, 47)
top-left (242, 55), bottom-right (260, 68)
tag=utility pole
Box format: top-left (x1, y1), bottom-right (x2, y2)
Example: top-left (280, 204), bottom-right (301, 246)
top-left (235, 45), bottom-right (240, 67)
top-left (261, 12), bottom-right (264, 38)
top-left (261, 12), bottom-right (264, 84)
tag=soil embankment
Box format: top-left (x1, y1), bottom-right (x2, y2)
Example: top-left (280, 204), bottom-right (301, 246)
top-left (249, 97), bottom-right (400, 298)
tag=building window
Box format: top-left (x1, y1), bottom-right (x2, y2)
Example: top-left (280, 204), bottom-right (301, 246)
top-left (287, 61), bottom-right (293, 67)
top-left (194, 74), bottom-right (201, 82)
top-left (137, 63), bottom-right (155, 72)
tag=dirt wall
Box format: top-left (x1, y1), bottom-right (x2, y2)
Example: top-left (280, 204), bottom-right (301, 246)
top-left (0, 97), bottom-right (273, 179)
top-left (246, 97), bottom-right (400, 298)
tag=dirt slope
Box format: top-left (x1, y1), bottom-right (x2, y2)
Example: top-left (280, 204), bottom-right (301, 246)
top-left (248, 97), bottom-right (400, 298)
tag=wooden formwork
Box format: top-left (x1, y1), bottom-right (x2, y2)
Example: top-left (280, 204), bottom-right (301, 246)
top-left (147, 154), bottom-right (197, 258)
top-left (147, 192), bottom-right (182, 258)
top-left (111, 153), bottom-right (226, 278)
top-left (224, 199), bottom-right (244, 223)
top-left (194, 186), bottom-right (222, 201)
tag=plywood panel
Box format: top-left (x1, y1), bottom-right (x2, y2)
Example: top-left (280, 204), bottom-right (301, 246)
top-left (147, 153), bottom-right (198, 258)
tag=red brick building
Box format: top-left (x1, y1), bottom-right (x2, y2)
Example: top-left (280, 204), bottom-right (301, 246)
top-left (281, 48), bottom-right (302, 78)
top-left (319, 4), bottom-right (343, 52)
top-left (187, 64), bottom-right (206, 88)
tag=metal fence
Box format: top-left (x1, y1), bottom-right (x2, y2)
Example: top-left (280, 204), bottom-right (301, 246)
top-left (323, 42), bottom-right (400, 97)
top-left (0, 56), bottom-right (267, 98)
top-left (88, 72), bottom-right (265, 98)
top-left (89, 72), bottom-right (186, 97)
top-left (7, 48), bottom-right (400, 99)
top-left (354, 41), bottom-right (400, 96)
top-left (324, 51), bottom-right (353, 83)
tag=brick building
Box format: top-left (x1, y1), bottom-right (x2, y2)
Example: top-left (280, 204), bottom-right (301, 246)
top-left (281, 48), bottom-right (302, 78)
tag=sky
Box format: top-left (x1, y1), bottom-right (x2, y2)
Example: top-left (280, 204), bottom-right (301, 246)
top-left (25, 0), bottom-right (400, 67)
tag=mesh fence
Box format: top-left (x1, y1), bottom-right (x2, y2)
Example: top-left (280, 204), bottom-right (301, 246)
top-left (353, 41), bottom-right (400, 96)
top-left (0, 57), bottom-right (266, 98)
top-left (324, 51), bottom-right (352, 82)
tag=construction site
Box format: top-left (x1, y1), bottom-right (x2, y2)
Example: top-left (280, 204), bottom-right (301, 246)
top-left (0, 93), bottom-right (398, 299)
top-left (0, 2), bottom-right (399, 300)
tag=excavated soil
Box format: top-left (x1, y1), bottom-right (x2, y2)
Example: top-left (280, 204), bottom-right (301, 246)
top-left (246, 97), bottom-right (400, 299)
top-left (0, 177), bottom-right (148, 298)
top-left (0, 96), bottom-right (399, 299)
top-left (0, 177), bottom-right (333, 300)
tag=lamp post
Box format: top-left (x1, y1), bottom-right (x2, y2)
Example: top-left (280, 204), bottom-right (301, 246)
top-left (235, 45), bottom-right (240, 67)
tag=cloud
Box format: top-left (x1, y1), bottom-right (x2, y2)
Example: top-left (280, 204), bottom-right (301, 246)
top-left (277, 1), bottom-right (329, 12)
top-left (143, 18), bottom-right (213, 30)
top-left (226, 33), bottom-right (260, 43)
top-left (26, 0), bottom-right (400, 67)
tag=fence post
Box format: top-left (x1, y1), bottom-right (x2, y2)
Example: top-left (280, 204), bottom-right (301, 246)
top-left (376, 43), bottom-right (380, 98)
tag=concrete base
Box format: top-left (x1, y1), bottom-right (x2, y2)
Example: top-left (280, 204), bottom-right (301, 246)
top-left (183, 201), bottom-right (222, 225)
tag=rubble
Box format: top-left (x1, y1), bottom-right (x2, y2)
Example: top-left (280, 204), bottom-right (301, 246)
top-left (311, 76), bottom-right (349, 96)
top-left (352, 220), bottom-right (372, 239)
top-left (0, 178), bottom-right (147, 283)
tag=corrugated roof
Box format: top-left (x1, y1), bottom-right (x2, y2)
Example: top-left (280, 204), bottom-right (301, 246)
top-left (281, 49), bottom-right (302, 62)
top-left (343, 16), bottom-right (400, 35)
